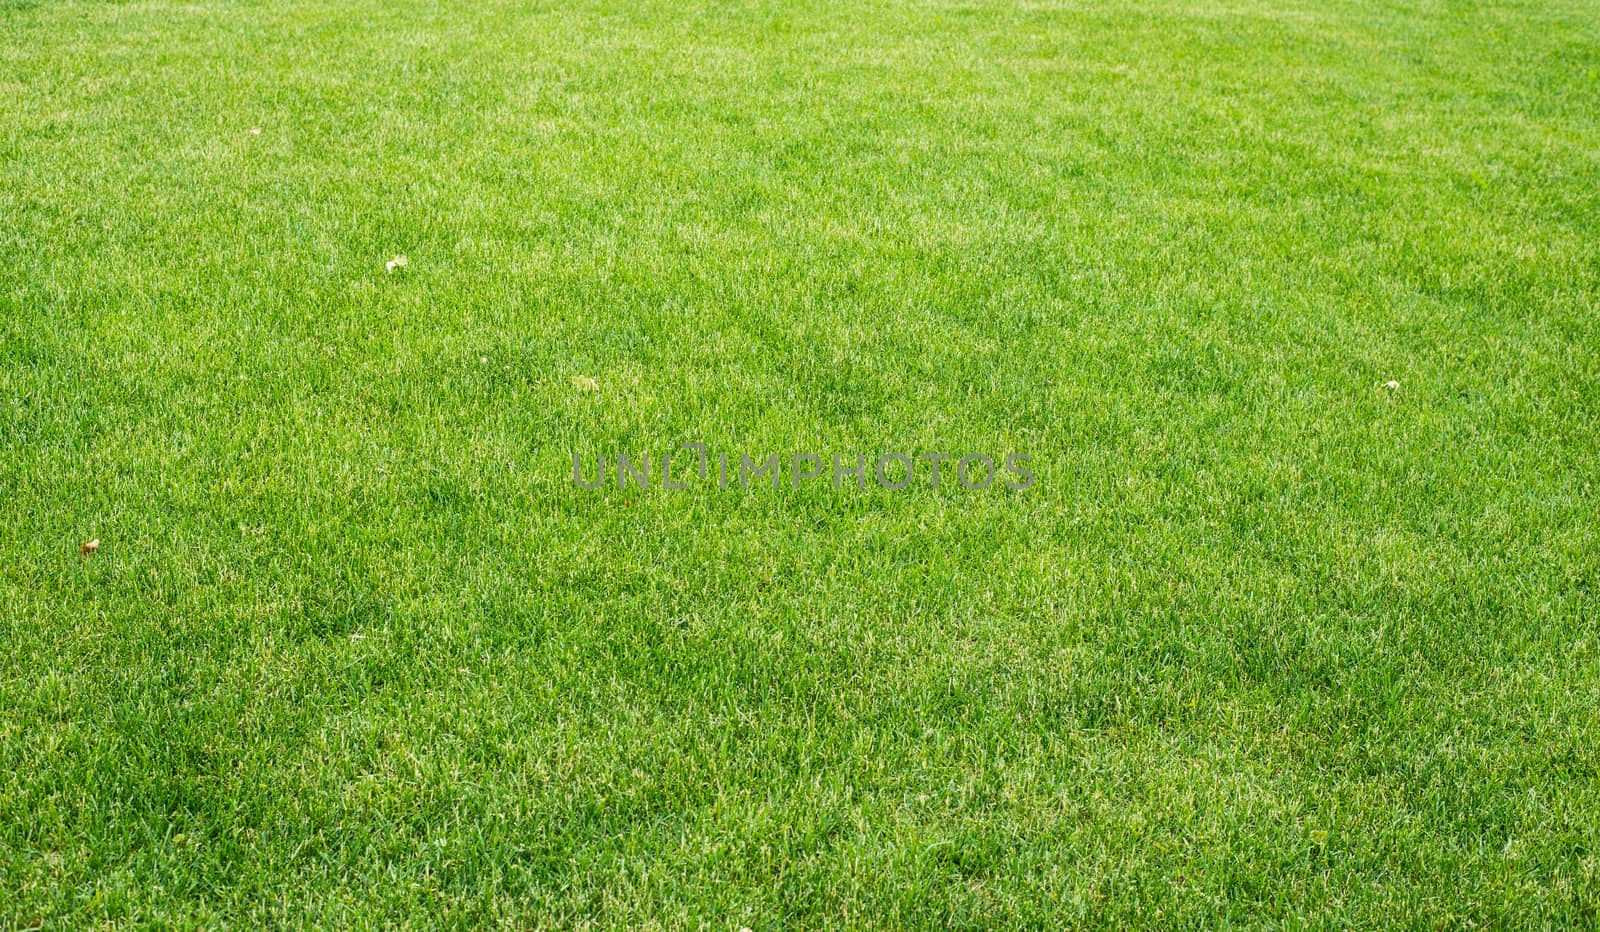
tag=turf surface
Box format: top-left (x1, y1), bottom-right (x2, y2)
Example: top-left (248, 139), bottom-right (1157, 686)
top-left (3, 0), bottom-right (1599, 925)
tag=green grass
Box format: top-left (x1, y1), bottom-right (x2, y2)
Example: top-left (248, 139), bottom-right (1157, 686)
top-left (3, 0), bottom-right (1599, 925)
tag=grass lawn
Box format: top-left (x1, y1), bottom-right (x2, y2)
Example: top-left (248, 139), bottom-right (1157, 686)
top-left (3, 0), bottom-right (1599, 925)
